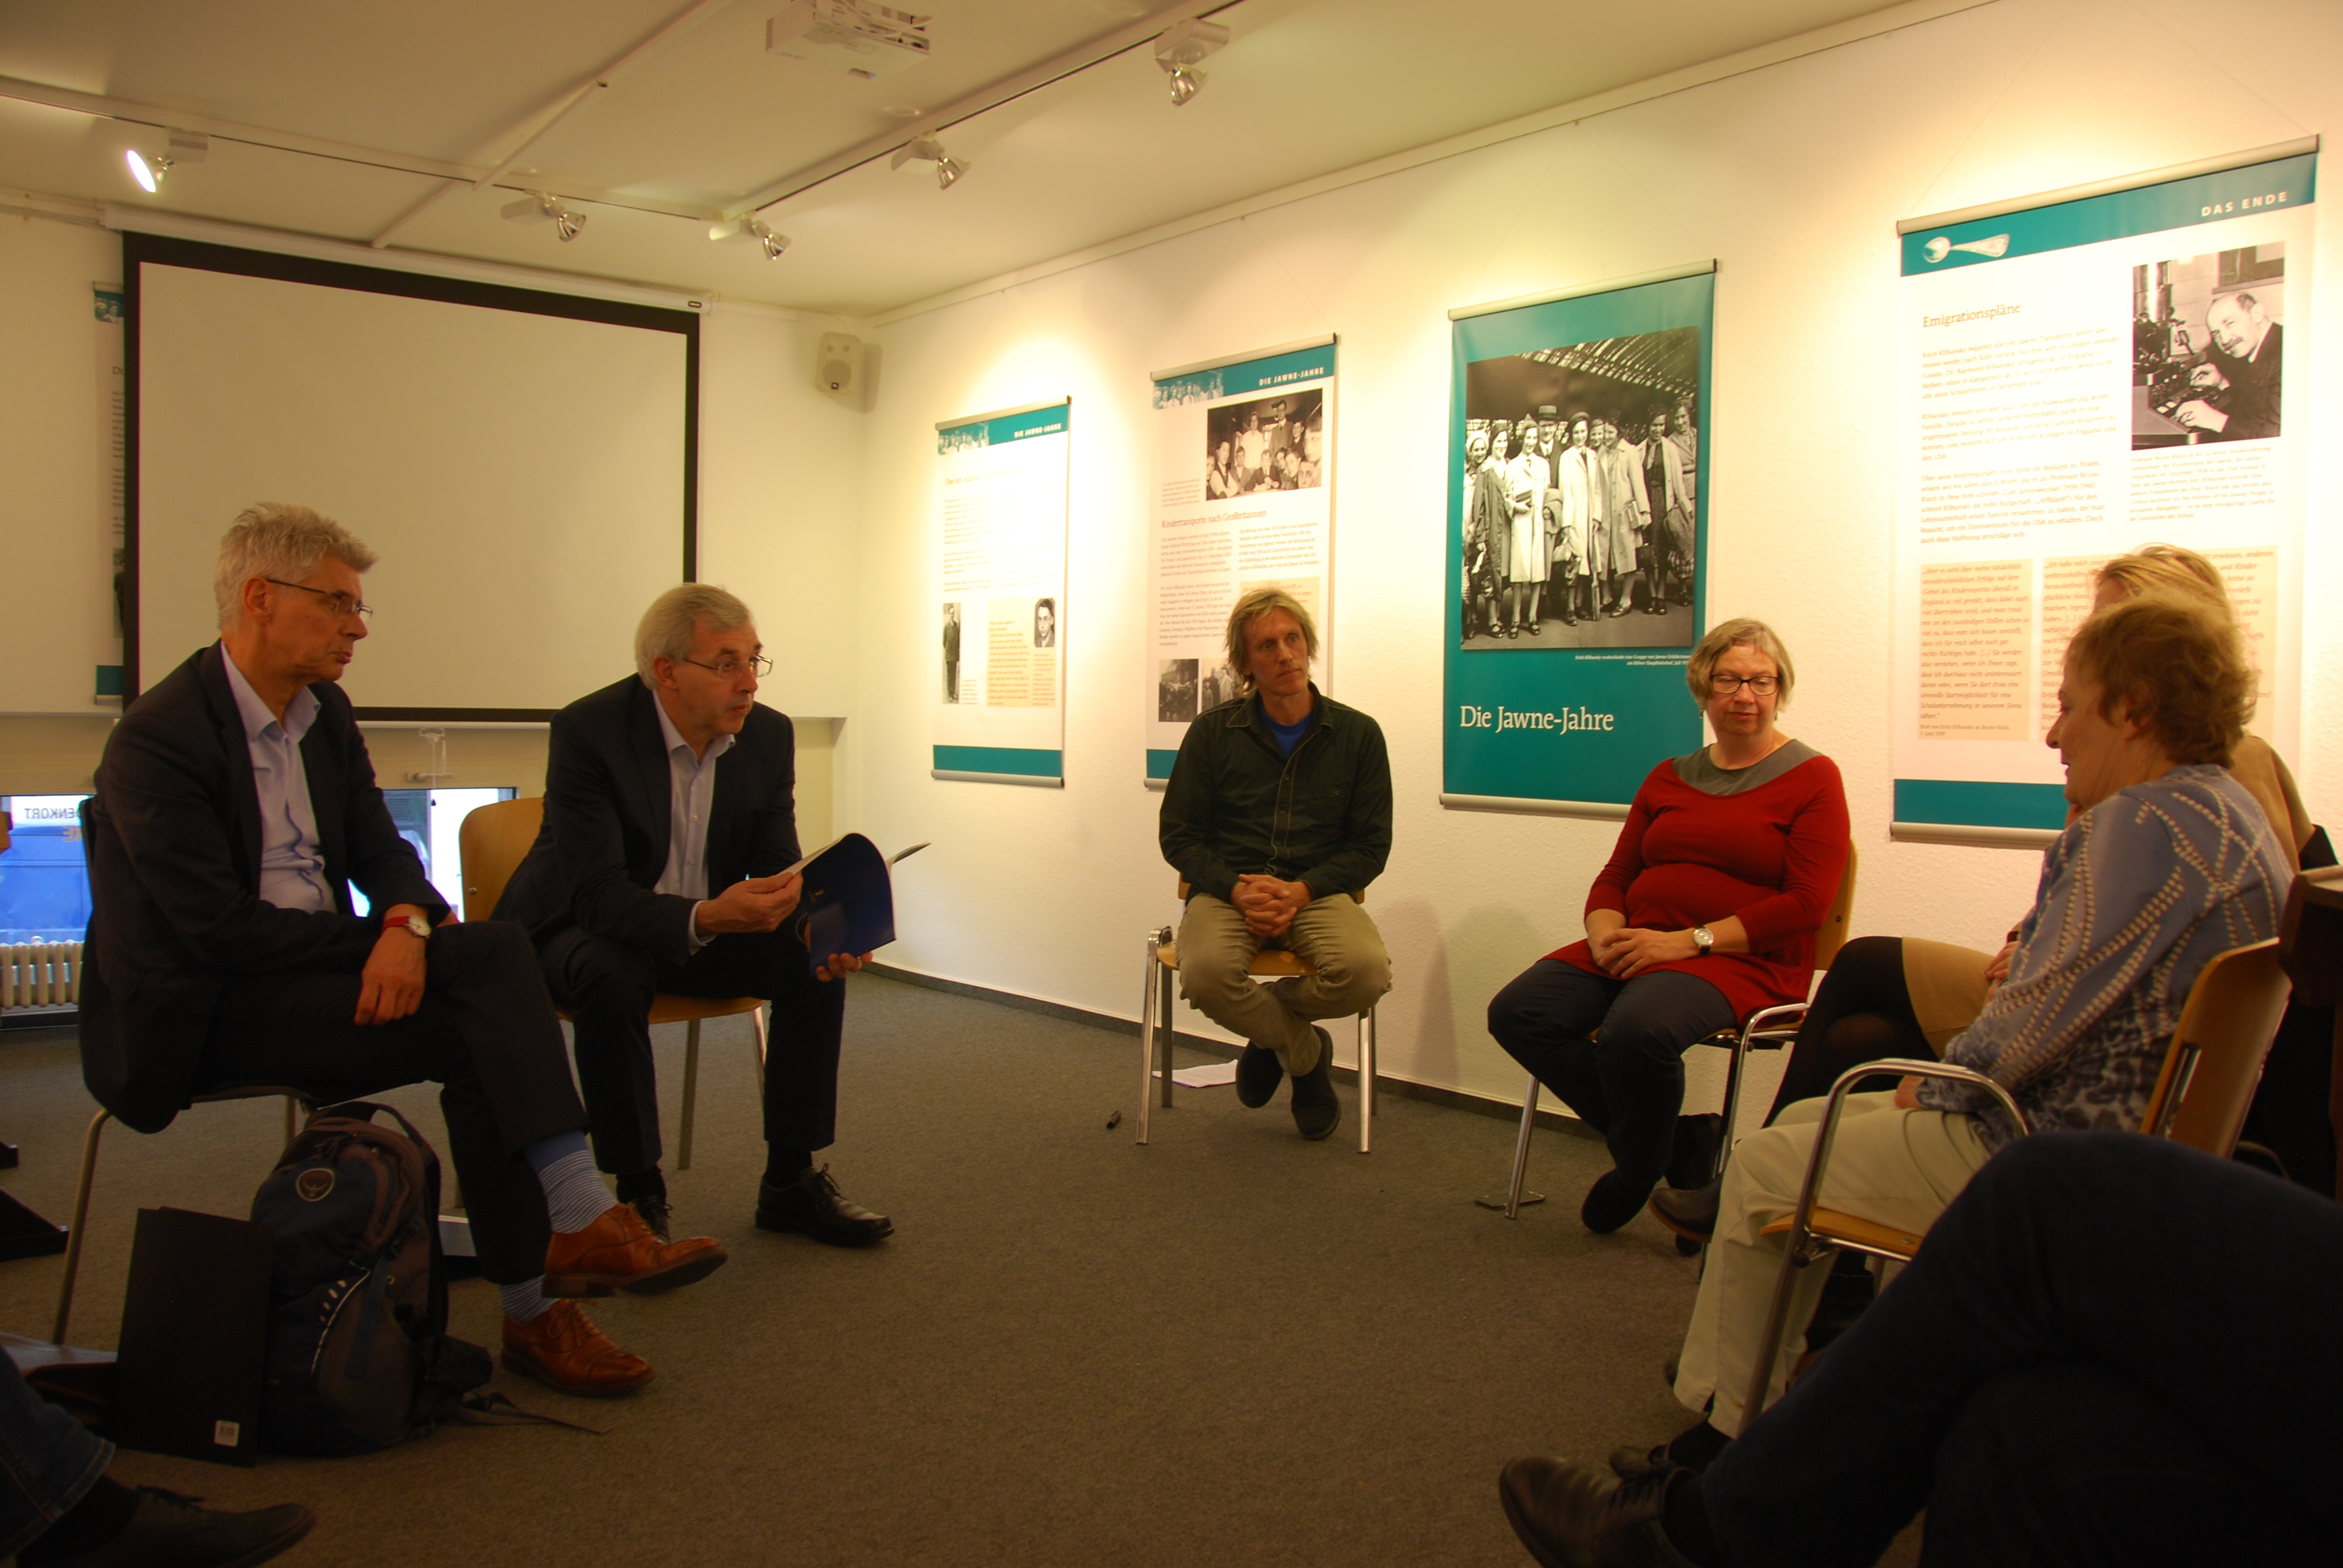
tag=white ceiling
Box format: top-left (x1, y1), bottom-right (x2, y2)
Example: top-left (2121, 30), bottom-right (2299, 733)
top-left (0, 0), bottom-right (1919, 317)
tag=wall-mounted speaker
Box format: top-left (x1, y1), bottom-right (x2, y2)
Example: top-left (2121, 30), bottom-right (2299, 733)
top-left (816, 332), bottom-right (863, 400)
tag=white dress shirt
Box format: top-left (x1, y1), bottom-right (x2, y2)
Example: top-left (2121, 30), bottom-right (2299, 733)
top-left (221, 653), bottom-right (336, 913)
top-left (652, 696), bottom-right (735, 950)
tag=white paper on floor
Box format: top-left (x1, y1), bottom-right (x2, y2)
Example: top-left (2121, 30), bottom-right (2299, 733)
top-left (1154, 1060), bottom-right (1239, 1087)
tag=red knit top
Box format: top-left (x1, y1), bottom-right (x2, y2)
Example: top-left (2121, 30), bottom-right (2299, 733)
top-left (1550, 750), bottom-right (1851, 1020)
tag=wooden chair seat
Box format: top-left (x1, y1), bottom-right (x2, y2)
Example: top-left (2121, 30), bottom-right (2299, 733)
top-left (1759, 1208), bottom-right (1928, 1259)
top-left (1152, 940), bottom-right (1314, 980)
top-left (553, 994), bottom-right (765, 1028)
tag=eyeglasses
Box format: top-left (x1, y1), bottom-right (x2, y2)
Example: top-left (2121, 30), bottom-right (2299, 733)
top-left (266, 578), bottom-right (372, 620)
top-left (1709, 673), bottom-right (1779, 697)
top-left (679, 655), bottom-right (773, 681)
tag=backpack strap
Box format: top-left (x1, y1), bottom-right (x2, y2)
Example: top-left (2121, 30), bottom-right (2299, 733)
top-left (454, 1391), bottom-right (610, 1436)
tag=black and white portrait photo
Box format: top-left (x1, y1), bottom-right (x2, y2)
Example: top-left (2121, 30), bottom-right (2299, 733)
top-left (1206, 388), bottom-right (1324, 499)
top-left (1158, 658), bottom-right (1199, 722)
top-left (940, 601), bottom-right (962, 703)
top-left (1033, 596), bottom-right (1057, 648)
top-left (2132, 244), bottom-right (2283, 449)
top-left (1457, 327), bottom-right (1700, 653)
top-left (1195, 659), bottom-right (1239, 713)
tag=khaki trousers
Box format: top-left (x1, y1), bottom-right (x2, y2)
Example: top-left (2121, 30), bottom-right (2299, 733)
top-left (1175, 893), bottom-right (1391, 1075)
top-left (1673, 1091), bottom-right (1991, 1436)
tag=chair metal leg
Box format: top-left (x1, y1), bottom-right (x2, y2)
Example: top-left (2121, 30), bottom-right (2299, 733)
top-left (678, 1018), bottom-right (703, 1172)
top-left (1716, 1028), bottom-right (1752, 1184)
top-left (1138, 930), bottom-right (1162, 1145)
top-left (1357, 1007), bottom-right (1375, 1154)
top-left (751, 1003), bottom-right (768, 1097)
top-left (1158, 959), bottom-right (1177, 1109)
top-left (53, 1108), bottom-right (113, 1346)
top-left (1478, 1071), bottom-right (1548, 1215)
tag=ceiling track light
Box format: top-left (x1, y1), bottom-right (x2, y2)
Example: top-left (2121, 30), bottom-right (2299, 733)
top-left (501, 190), bottom-right (588, 242)
top-left (710, 216), bottom-right (793, 260)
top-left (124, 130), bottom-right (207, 194)
top-left (1153, 18), bottom-right (1229, 106)
top-left (889, 134), bottom-right (967, 191)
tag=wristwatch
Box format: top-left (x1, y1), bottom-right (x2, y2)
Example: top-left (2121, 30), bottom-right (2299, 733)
top-left (1691, 924), bottom-right (1714, 957)
top-left (390, 913), bottom-right (433, 942)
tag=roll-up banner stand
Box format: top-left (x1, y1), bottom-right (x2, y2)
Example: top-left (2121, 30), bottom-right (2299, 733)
top-left (1892, 140), bottom-right (2315, 846)
top-left (932, 399), bottom-right (1071, 786)
top-left (1144, 338), bottom-right (1337, 786)
top-left (1440, 264), bottom-right (1715, 814)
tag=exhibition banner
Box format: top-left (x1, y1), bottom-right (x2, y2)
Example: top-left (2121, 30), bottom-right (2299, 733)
top-left (932, 399), bottom-right (1070, 785)
top-left (1893, 146), bottom-right (2314, 840)
top-left (1144, 338), bottom-right (1335, 783)
top-left (1441, 267), bottom-right (1714, 812)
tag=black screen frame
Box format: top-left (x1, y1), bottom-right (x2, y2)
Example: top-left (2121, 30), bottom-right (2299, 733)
top-left (122, 230), bottom-right (700, 721)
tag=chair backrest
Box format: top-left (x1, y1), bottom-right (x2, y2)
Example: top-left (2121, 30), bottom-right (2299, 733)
top-left (458, 796), bottom-right (545, 924)
top-left (1812, 841), bottom-right (1859, 971)
top-left (1175, 878), bottom-right (1365, 905)
top-left (2138, 938), bottom-right (2292, 1155)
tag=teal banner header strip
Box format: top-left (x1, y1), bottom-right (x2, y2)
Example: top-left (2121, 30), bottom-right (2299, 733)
top-left (936, 401), bottom-right (1070, 452)
top-left (1443, 270), bottom-right (1714, 806)
top-left (933, 745), bottom-right (1063, 779)
top-left (1893, 779), bottom-right (2068, 831)
top-left (1153, 343), bottom-right (1335, 407)
top-left (1145, 748), bottom-right (1178, 780)
top-left (1901, 152), bottom-right (2316, 276)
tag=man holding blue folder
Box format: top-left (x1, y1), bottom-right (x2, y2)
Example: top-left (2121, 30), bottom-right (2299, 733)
top-left (499, 585), bottom-right (891, 1246)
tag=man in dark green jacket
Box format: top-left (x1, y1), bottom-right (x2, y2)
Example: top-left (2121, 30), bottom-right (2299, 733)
top-left (1158, 588), bottom-right (1394, 1140)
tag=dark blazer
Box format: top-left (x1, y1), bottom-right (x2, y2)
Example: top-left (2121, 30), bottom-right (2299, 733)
top-left (496, 676), bottom-right (802, 969)
top-left (2207, 321), bottom-right (2282, 441)
top-left (82, 643), bottom-right (447, 1133)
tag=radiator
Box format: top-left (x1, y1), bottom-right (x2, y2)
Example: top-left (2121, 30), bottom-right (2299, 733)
top-left (2, 942), bottom-right (82, 1008)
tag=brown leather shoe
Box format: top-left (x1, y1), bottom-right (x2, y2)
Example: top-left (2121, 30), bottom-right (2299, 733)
top-left (543, 1203), bottom-right (727, 1298)
top-left (502, 1299), bottom-right (654, 1397)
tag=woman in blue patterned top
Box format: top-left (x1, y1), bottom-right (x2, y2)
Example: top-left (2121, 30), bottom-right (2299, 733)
top-left (1663, 591), bottom-right (2292, 1453)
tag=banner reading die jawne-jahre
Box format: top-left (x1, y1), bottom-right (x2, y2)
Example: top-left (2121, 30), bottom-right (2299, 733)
top-left (932, 399), bottom-right (1070, 786)
top-left (1441, 266), bottom-right (1715, 812)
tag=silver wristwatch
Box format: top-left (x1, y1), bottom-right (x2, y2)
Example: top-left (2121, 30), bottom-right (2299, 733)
top-left (1691, 924), bottom-right (1714, 956)
top-left (393, 913), bottom-right (432, 941)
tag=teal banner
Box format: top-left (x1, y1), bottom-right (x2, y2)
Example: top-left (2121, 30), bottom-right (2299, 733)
top-left (1901, 152), bottom-right (2315, 276)
top-left (932, 745), bottom-right (1062, 779)
top-left (937, 401), bottom-right (1069, 454)
top-left (1893, 779), bottom-right (2067, 831)
top-left (1153, 343), bottom-right (1335, 407)
top-left (1443, 271), bottom-right (1714, 805)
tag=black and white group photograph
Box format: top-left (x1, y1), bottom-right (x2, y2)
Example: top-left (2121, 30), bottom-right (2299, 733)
top-left (1204, 387), bottom-right (1324, 497)
top-left (2131, 243), bottom-right (2284, 449)
top-left (1457, 327), bottom-right (1701, 653)
top-left (1157, 657), bottom-right (1199, 720)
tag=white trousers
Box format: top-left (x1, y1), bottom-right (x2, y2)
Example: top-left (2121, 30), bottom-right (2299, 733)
top-left (1673, 1091), bottom-right (1991, 1435)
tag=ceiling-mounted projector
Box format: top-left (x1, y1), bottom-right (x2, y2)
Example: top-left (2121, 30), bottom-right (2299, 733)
top-left (768, 0), bottom-right (932, 79)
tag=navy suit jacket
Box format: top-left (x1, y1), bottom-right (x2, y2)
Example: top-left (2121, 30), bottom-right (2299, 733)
top-left (82, 643), bottom-right (447, 1132)
top-left (494, 675), bottom-right (802, 967)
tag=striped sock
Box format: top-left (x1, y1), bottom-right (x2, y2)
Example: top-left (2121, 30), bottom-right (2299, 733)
top-left (525, 1132), bottom-right (615, 1234)
top-left (500, 1276), bottom-right (552, 1323)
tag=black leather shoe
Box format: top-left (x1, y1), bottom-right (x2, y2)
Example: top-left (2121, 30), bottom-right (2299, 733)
top-left (1649, 1177), bottom-right (1722, 1244)
top-left (1665, 1113), bottom-right (1721, 1191)
top-left (755, 1165), bottom-right (893, 1246)
top-left (629, 1194), bottom-right (672, 1243)
top-left (38, 1487), bottom-right (316, 1568)
top-left (1581, 1169), bottom-right (1653, 1235)
top-left (1235, 1044), bottom-right (1283, 1108)
top-left (1498, 1457), bottom-right (1695, 1568)
top-left (1290, 1028), bottom-right (1340, 1141)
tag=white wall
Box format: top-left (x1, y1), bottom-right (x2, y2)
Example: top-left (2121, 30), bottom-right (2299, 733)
top-left (844, 0), bottom-right (2343, 1108)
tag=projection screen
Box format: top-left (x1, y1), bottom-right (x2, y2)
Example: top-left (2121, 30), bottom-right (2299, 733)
top-left (126, 232), bottom-right (696, 717)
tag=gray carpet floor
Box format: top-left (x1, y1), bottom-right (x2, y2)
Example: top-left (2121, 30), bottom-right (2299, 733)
top-left (0, 975), bottom-right (1919, 1566)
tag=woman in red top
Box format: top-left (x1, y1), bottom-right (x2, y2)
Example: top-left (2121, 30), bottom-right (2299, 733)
top-left (1487, 619), bottom-right (1850, 1233)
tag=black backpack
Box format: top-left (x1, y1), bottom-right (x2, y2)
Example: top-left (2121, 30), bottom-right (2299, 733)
top-left (251, 1102), bottom-right (491, 1454)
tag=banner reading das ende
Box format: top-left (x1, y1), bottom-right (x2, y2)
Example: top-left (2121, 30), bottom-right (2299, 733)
top-left (1145, 339), bottom-right (1335, 783)
top-left (1892, 149), bottom-right (2314, 838)
top-left (932, 399), bottom-right (1070, 785)
top-left (1442, 268), bottom-right (1714, 810)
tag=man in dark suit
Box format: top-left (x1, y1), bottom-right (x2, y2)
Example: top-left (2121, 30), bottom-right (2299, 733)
top-left (84, 503), bottom-right (724, 1399)
top-left (497, 584), bottom-right (890, 1244)
top-left (2174, 292), bottom-right (2282, 442)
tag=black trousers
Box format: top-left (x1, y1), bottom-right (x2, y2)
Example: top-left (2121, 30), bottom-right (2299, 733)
top-left (1486, 959), bottom-right (1735, 1189)
top-left (198, 920), bottom-right (587, 1285)
top-left (1763, 935), bottom-right (1932, 1122)
top-left (538, 925), bottom-right (846, 1175)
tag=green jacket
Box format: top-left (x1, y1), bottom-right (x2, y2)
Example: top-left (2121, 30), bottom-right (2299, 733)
top-left (1158, 684), bottom-right (1392, 904)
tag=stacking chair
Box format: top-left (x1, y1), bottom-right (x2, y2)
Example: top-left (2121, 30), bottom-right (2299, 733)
top-left (1136, 881), bottom-right (1378, 1152)
top-left (1484, 843), bottom-right (1858, 1220)
top-left (457, 797), bottom-right (766, 1171)
top-left (1740, 936), bottom-right (2293, 1425)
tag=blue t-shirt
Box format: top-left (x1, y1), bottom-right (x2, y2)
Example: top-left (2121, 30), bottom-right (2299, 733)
top-left (1265, 708), bottom-right (1312, 757)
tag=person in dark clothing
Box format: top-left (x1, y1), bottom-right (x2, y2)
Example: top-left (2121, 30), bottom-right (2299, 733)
top-left (2172, 292), bottom-right (2281, 442)
top-left (1158, 587), bottom-right (1392, 1140)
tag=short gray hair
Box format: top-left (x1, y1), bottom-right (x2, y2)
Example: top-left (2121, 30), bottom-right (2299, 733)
top-left (214, 503), bottom-right (377, 630)
top-left (635, 583), bottom-right (754, 687)
top-left (1686, 616), bottom-right (1796, 707)
top-left (1224, 586), bottom-right (1319, 696)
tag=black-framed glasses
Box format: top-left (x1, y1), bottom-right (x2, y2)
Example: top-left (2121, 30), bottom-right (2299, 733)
top-left (680, 655), bottom-right (773, 681)
top-left (266, 578), bottom-right (372, 620)
top-left (1709, 673), bottom-right (1778, 696)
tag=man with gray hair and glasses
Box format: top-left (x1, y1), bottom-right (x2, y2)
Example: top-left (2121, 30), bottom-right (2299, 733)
top-left (84, 503), bottom-right (723, 1403)
top-left (499, 584), bottom-right (891, 1247)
